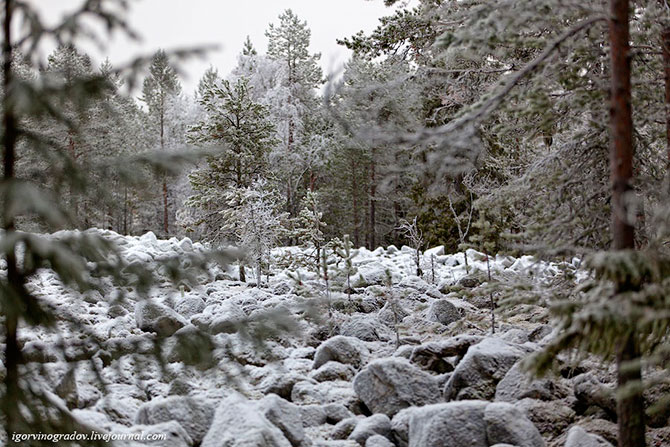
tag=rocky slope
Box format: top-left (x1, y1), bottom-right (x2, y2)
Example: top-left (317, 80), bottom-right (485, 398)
top-left (3, 229), bottom-right (670, 447)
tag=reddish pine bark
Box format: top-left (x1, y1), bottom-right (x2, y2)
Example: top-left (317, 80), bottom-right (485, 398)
top-left (609, 1), bottom-right (646, 446)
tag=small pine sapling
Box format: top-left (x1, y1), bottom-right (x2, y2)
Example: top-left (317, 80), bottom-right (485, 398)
top-left (322, 247), bottom-right (332, 318)
top-left (291, 191), bottom-right (327, 273)
top-left (397, 217), bottom-right (424, 277)
top-left (448, 192), bottom-right (474, 274)
top-left (384, 269), bottom-right (401, 349)
top-left (333, 234), bottom-right (358, 301)
top-left (469, 211), bottom-right (500, 334)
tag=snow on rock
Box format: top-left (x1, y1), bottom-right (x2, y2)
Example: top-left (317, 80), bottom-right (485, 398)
top-left (135, 396), bottom-right (215, 445)
top-left (565, 426), bottom-right (613, 447)
top-left (135, 299), bottom-right (187, 337)
top-left (353, 358), bottom-right (441, 417)
top-left (443, 337), bottom-right (532, 401)
top-left (200, 392), bottom-right (292, 447)
top-left (313, 336), bottom-right (370, 370)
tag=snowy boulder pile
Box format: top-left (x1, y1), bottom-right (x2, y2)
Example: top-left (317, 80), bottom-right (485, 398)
top-left (13, 230), bottom-right (670, 447)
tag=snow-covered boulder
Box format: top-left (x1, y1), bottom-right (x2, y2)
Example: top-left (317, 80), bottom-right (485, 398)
top-left (313, 336), bottom-right (370, 370)
top-left (495, 362), bottom-right (571, 403)
top-left (353, 358), bottom-right (440, 417)
top-left (309, 361), bottom-right (356, 383)
top-left (426, 299), bottom-right (463, 326)
top-left (515, 398), bottom-right (575, 438)
top-left (565, 426), bottom-right (613, 447)
top-left (257, 394), bottom-right (309, 447)
top-left (403, 401), bottom-right (489, 447)
top-left (200, 392), bottom-right (292, 447)
top-left (192, 301), bottom-right (246, 335)
top-left (444, 337), bottom-right (530, 401)
top-left (135, 300), bottom-right (187, 337)
top-left (291, 380), bottom-right (359, 408)
top-left (409, 335), bottom-right (482, 374)
top-left (348, 414), bottom-right (392, 445)
top-left (378, 301), bottom-right (409, 327)
top-left (135, 396), bottom-right (215, 445)
top-left (365, 435), bottom-right (394, 447)
top-left (174, 293), bottom-right (206, 318)
top-left (340, 316), bottom-right (380, 342)
top-left (484, 402), bottom-right (545, 447)
top-left (127, 421), bottom-right (193, 447)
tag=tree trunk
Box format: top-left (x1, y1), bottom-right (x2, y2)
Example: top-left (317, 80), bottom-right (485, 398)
top-left (160, 109), bottom-right (168, 235)
top-left (351, 158), bottom-right (360, 247)
top-left (663, 18), bottom-right (670, 167)
top-left (2, 0), bottom-right (22, 434)
top-left (609, 1), bottom-right (646, 446)
top-left (369, 151), bottom-right (376, 250)
top-left (239, 263), bottom-right (246, 283)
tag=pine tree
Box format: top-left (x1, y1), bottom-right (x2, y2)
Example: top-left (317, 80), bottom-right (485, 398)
top-left (141, 50), bottom-right (182, 235)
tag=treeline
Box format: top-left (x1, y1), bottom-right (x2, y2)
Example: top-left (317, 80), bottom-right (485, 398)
top-left (10, 2), bottom-right (670, 262)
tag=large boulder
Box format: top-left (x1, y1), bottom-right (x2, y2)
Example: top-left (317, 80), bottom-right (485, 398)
top-left (135, 396), bottom-right (215, 445)
top-left (313, 336), bottom-right (370, 370)
top-left (135, 300), bottom-right (187, 337)
top-left (515, 398), bottom-right (575, 438)
top-left (444, 337), bottom-right (530, 401)
top-left (348, 414), bottom-right (392, 445)
top-left (309, 361), bottom-right (356, 383)
top-left (409, 335), bottom-right (483, 374)
top-left (127, 421), bottom-right (193, 447)
top-left (484, 402), bottom-right (545, 447)
top-left (378, 301), bottom-right (409, 327)
top-left (201, 392), bottom-right (292, 447)
top-left (565, 426), bottom-right (613, 447)
top-left (396, 401), bottom-right (544, 447)
top-left (426, 300), bottom-right (463, 326)
top-left (365, 435), bottom-right (394, 447)
top-left (257, 394), bottom-right (309, 447)
top-left (572, 373), bottom-right (616, 418)
top-left (495, 362), bottom-right (572, 403)
top-left (340, 316), bottom-right (381, 342)
top-left (353, 358), bottom-right (441, 417)
top-left (192, 301), bottom-right (246, 335)
top-left (406, 401), bottom-right (489, 447)
top-left (174, 293), bottom-right (206, 318)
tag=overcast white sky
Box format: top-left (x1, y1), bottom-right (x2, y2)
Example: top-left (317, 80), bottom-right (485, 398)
top-left (30, 0), bottom-right (395, 94)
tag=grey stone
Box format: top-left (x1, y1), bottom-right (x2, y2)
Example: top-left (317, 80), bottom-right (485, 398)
top-left (565, 426), bottom-right (613, 447)
top-left (426, 300), bottom-right (463, 326)
top-left (407, 401), bottom-right (489, 447)
top-left (257, 394), bottom-right (308, 447)
top-left (348, 414), bottom-right (392, 445)
top-left (309, 362), bottom-right (356, 383)
top-left (495, 362), bottom-right (572, 403)
top-left (128, 421), bottom-right (193, 447)
top-left (353, 358), bottom-right (440, 417)
top-left (135, 396), bottom-right (215, 445)
top-left (484, 402), bottom-right (545, 447)
top-left (340, 316), bottom-right (380, 342)
top-left (331, 417), bottom-right (360, 440)
top-left (573, 373), bottom-right (616, 418)
top-left (135, 300), bottom-right (186, 337)
top-left (174, 294), bottom-right (206, 318)
top-left (444, 337), bottom-right (529, 401)
top-left (365, 435), bottom-right (394, 447)
top-left (201, 392), bottom-right (291, 447)
top-left (515, 398), bottom-right (575, 438)
top-left (313, 336), bottom-right (370, 370)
